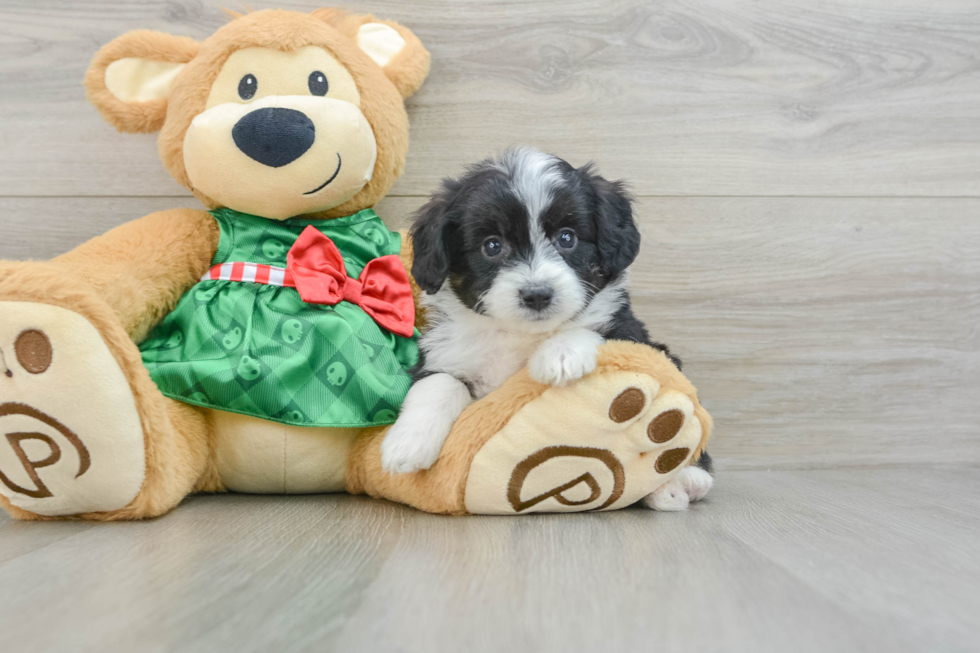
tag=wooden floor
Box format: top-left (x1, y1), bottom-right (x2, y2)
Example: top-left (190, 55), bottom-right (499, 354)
top-left (1, 0), bottom-right (979, 650)
top-left (1, 469), bottom-right (978, 652)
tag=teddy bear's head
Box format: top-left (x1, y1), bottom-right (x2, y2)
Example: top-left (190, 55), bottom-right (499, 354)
top-left (85, 9), bottom-right (429, 220)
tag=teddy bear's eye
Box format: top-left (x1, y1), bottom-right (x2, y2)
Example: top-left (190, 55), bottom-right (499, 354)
top-left (308, 71), bottom-right (329, 96)
top-left (238, 74), bottom-right (257, 100)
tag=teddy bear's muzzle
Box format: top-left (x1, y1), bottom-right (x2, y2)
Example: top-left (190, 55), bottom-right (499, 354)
top-left (182, 95), bottom-right (378, 220)
top-left (232, 107), bottom-right (315, 168)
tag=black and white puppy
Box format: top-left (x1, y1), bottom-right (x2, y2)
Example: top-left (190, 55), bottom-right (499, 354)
top-left (380, 148), bottom-right (712, 510)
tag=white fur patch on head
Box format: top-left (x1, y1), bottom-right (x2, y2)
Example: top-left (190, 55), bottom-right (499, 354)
top-left (357, 23), bottom-right (406, 68)
top-left (497, 147), bottom-right (562, 226)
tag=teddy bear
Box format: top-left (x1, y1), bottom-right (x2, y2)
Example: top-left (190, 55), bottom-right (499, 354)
top-left (0, 8), bottom-right (712, 520)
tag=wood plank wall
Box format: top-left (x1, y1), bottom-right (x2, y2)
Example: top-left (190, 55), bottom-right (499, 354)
top-left (1, 0), bottom-right (977, 469)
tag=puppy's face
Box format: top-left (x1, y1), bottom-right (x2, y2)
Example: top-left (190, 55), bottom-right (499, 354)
top-left (412, 148), bottom-right (640, 331)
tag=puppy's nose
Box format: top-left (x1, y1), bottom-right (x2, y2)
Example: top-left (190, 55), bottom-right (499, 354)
top-left (232, 107), bottom-right (315, 168)
top-left (520, 287), bottom-right (554, 311)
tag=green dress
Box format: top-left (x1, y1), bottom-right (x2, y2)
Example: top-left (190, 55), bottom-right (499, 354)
top-left (139, 208), bottom-right (419, 428)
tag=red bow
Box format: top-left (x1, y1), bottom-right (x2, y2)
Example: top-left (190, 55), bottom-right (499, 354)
top-left (284, 226), bottom-right (415, 338)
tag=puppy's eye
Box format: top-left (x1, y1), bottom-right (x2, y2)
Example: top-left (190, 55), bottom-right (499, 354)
top-left (308, 71), bottom-right (329, 96)
top-left (238, 74), bottom-right (257, 100)
top-left (483, 238), bottom-right (503, 258)
top-left (556, 228), bottom-right (577, 250)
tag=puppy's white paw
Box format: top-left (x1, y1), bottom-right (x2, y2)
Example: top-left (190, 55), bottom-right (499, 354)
top-left (529, 329), bottom-right (604, 386)
top-left (675, 466), bottom-right (713, 502)
top-left (380, 373), bottom-right (472, 475)
top-left (380, 419), bottom-right (447, 475)
top-left (641, 481), bottom-right (690, 511)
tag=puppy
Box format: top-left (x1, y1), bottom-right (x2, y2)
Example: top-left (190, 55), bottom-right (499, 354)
top-left (381, 148), bottom-right (712, 509)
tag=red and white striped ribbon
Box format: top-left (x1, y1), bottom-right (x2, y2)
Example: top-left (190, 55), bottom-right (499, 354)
top-left (200, 262), bottom-right (291, 287)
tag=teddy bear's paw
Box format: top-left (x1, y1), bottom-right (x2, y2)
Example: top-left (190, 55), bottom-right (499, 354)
top-left (0, 302), bottom-right (145, 517)
top-left (463, 370), bottom-right (704, 514)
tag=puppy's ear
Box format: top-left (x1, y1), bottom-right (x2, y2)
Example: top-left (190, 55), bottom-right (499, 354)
top-left (410, 183), bottom-right (459, 294)
top-left (583, 166), bottom-right (641, 277)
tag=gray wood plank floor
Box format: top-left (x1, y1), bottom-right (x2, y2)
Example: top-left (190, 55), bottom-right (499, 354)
top-left (1, 469), bottom-right (978, 653)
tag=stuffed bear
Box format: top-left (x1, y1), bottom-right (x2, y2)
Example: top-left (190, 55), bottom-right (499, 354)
top-left (0, 8), bottom-right (712, 520)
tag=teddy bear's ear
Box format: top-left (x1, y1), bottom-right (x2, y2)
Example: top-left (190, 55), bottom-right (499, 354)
top-left (84, 30), bottom-right (200, 133)
top-left (313, 9), bottom-right (431, 98)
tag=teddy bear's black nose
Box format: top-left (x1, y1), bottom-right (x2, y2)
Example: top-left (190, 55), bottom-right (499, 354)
top-left (232, 107), bottom-right (315, 168)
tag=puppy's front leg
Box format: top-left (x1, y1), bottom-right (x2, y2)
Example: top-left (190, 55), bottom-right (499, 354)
top-left (381, 373), bottom-right (472, 474)
top-left (528, 328), bottom-right (605, 386)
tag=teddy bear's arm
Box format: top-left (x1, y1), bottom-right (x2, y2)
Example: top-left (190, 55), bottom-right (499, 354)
top-left (52, 208), bottom-right (220, 343)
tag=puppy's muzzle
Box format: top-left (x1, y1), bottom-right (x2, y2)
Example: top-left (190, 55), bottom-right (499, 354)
top-left (520, 286), bottom-right (553, 311)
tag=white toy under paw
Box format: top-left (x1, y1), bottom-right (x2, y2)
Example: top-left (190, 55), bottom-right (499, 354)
top-left (642, 481), bottom-right (690, 511)
top-left (528, 329), bottom-right (604, 386)
top-left (675, 466), bottom-right (713, 502)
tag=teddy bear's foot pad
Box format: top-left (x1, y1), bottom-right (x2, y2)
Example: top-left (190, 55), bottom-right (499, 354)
top-left (0, 302), bottom-right (145, 516)
top-left (464, 371), bottom-right (702, 514)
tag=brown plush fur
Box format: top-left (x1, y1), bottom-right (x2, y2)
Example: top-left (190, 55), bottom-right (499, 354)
top-left (398, 231), bottom-right (429, 330)
top-left (54, 209), bottom-right (220, 343)
top-left (347, 341), bottom-right (713, 515)
top-left (85, 30), bottom-right (200, 134)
